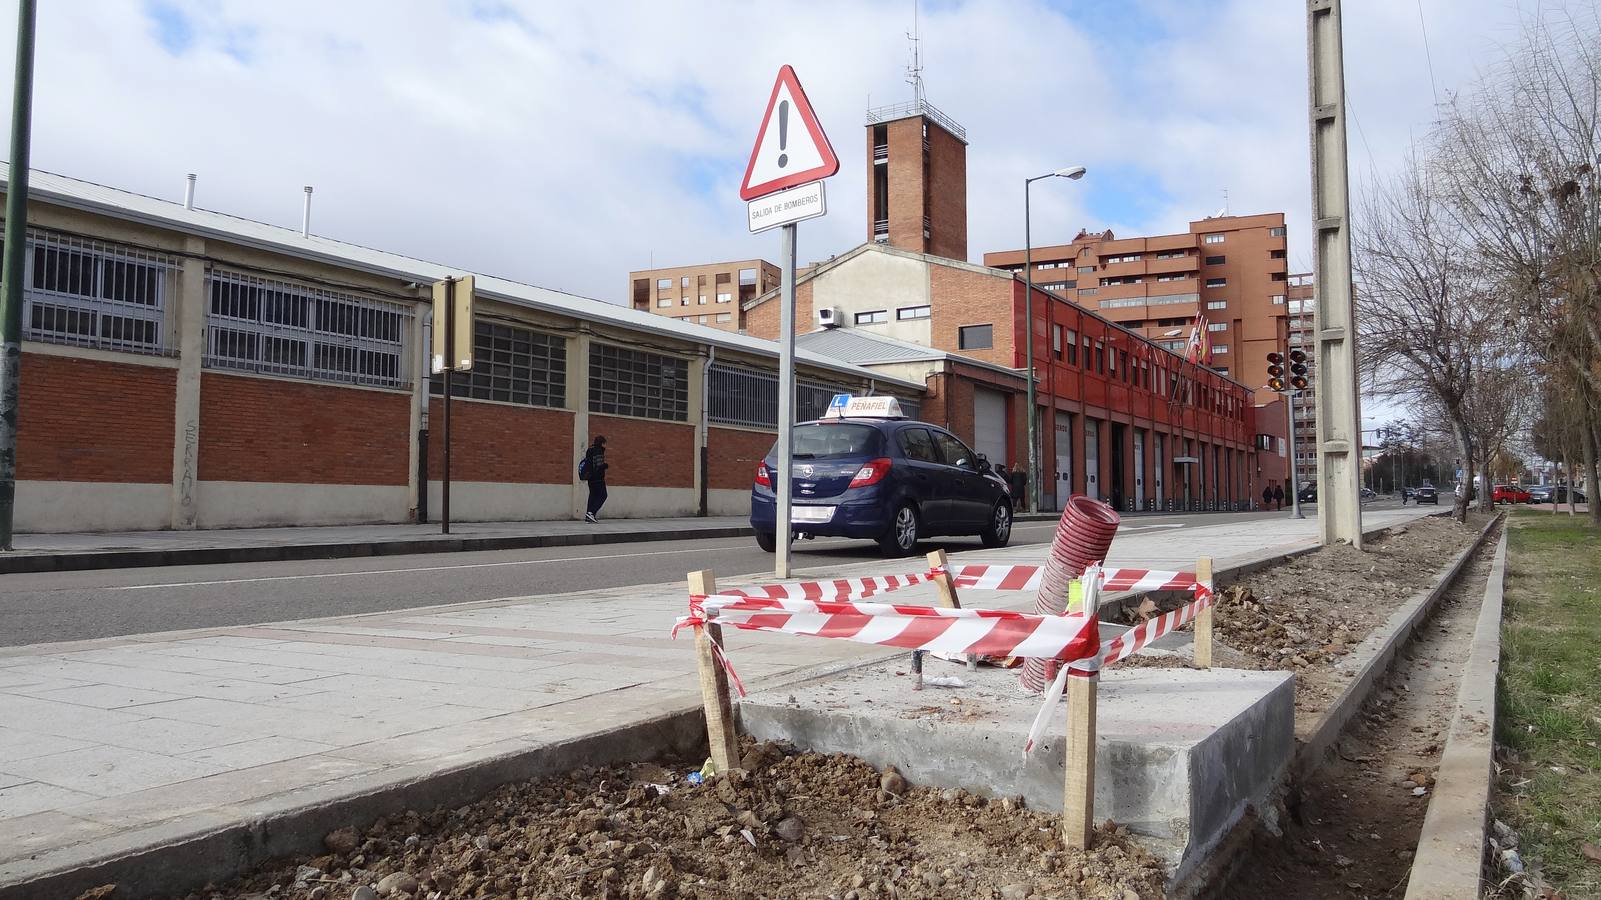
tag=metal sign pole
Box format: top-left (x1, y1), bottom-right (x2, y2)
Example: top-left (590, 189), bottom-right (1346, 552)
top-left (441, 276), bottom-right (454, 536)
top-left (775, 223), bottom-right (797, 578)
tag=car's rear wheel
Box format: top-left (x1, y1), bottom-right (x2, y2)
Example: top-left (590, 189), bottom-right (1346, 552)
top-left (878, 503), bottom-right (919, 557)
top-left (755, 530), bottom-right (776, 552)
top-left (980, 501), bottom-right (1012, 548)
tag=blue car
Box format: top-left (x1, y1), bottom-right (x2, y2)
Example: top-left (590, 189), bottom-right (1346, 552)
top-left (750, 412), bottom-right (1013, 557)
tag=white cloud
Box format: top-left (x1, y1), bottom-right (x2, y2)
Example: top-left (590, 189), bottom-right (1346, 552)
top-left (0, 0), bottom-right (1538, 308)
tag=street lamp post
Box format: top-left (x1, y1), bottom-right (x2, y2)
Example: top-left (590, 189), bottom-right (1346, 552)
top-left (1023, 165), bottom-right (1086, 514)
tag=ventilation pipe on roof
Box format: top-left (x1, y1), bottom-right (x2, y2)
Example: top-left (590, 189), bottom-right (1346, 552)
top-left (302, 185), bottom-right (313, 237)
top-left (183, 173), bottom-right (196, 210)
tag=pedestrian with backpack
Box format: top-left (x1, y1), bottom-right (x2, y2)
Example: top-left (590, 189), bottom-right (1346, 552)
top-left (580, 436), bottom-right (609, 523)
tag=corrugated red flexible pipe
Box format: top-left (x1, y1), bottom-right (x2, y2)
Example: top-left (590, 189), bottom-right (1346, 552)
top-left (1019, 495), bottom-right (1120, 693)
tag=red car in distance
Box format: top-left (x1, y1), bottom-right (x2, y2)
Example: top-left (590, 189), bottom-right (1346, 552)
top-left (1492, 484), bottom-right (1532, 504)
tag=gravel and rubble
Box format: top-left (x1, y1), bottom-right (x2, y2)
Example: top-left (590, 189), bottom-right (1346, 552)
top-left (147, 741), bottom-right (1166, 900)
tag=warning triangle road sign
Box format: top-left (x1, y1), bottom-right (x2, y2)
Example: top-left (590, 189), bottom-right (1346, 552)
top-left (739, 65), bottom-right (839, 201)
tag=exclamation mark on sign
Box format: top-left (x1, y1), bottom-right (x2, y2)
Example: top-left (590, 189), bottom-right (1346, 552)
top-left (777, 100), bottom-right (789, 168)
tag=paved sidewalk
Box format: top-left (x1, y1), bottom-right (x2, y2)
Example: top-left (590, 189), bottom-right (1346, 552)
top-left (0, 516), bottom-right (759, 575)
top-left (0, 507), bottom-right (1437, 893)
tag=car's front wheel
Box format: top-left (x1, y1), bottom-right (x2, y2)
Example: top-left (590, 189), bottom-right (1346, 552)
top-left (755, 530), bottom-right (776, 552)
top-left (878, 503), bottom-right (920, 557)
top-left (980, 501), bottom-right (1013, 548)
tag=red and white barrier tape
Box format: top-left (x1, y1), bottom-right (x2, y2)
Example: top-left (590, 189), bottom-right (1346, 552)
top-left (701, 563), bottom-right (1196, 606)
top-left (947, 563), bottom-right (1198, 594)
top-left (1099, 583), bottom-right (1215, 667)
top-left (709, 570), bottom-right (943, 604)
top-left (677, 595), bottom-right (1100, 663)
top-left (675, 562), bottom-right (1209, 755)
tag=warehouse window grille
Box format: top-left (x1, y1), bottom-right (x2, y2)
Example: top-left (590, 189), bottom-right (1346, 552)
top-left (707, 361), bottom-right (917, 428)
top-left (429, 320), bottom-right (566, 407)
top-left (205, 269), bottom-right (412, 388)
top-left (22, 231), bottom-right (175, 355)
top-left (590, 343), bottom-right (690, 421)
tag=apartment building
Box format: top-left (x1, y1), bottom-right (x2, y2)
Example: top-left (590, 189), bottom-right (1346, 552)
top-left (4, 165), bottom-right (926, 533)
top-left (1287, 273), bottom-right (1317, 488)
top-left (982, 214), bottom-right (1291, 391)
top-left (627, 259), bottom-right (780, 332)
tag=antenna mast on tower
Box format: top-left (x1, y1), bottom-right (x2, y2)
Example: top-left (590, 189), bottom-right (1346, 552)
top-left (906, 0), bottom-right (924, 104)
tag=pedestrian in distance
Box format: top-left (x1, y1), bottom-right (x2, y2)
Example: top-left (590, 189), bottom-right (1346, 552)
top-left (1272, 483), bottom-right (1284, 511)
top-left (1262, 484), bottom-right (1273, 511)
top-left (579, 436), bottom-right (609, 523)
top-left (1008, 467), bottom-right (1027, 512)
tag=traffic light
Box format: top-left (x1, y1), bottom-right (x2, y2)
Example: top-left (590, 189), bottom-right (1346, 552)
top-left (1288, 349), bottom-right (1309, 391)
top-left (1266, 351), bottom-right (1285, 392)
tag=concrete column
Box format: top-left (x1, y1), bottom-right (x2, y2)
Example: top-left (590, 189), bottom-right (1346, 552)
top-left (569, 327), bottom-right (592, 519)
top-left (689, 349), bottom-right (707, 516)
top-left (167, 238), bottom-right (206, 530)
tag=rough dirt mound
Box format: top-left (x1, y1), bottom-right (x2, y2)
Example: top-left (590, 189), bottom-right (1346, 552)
top-left (180, 741), bottom-right (1167, 900)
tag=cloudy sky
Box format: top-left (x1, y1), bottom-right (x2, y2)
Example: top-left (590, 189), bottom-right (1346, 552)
top-left (0, 0), bottom-right (1540, 305)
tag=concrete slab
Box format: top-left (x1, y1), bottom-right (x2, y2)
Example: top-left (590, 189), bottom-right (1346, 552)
top-left (740, 659), bottom-right (1294, 888)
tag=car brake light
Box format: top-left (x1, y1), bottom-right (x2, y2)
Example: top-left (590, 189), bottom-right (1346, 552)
top-left (849, 457), bottom-right (893, 488)
top-left (754, 464), bottom-right (772, 488)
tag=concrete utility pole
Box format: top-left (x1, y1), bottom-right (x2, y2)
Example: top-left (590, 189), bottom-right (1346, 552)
top-left (1306, 0), bottom-right (1364, 549)
top-left (0, 0), bottom-right (37, 552)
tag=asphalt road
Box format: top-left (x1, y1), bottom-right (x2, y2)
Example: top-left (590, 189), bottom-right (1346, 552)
top-left (1, 509), bottom-right (1285, 648)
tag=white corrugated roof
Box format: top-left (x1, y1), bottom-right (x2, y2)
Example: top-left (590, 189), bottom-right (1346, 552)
top-left (0, 164), bottom-right (922, 392)
top-left (795, 327), bottom-right (1023, 379)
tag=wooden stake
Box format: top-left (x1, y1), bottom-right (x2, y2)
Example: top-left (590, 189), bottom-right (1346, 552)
top-left (926, 549), bottom-right (961, 609)
top-left (688, 569), bottom-right (740, 773)
top-left (1062, 621), bottom-right (1100, 850)
top-left (1194, 556), bottom-right (1214, 669)
top-left (926, 549), bottom-right (975, 670)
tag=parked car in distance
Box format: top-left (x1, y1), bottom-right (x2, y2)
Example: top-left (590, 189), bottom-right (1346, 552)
top-left (749, 396), bottom-right (1013, 557)
top-left (1492, 484), bottom-right (1532, 504)
top-left (1528, 484), bottom-right (1587, 505)
top-left (1415, 485), bottom-right (1439, 504)
top-left (1360, 487), bottom-right (1377, 501)
top-left (1297, 484), bottom-right (1317, 504)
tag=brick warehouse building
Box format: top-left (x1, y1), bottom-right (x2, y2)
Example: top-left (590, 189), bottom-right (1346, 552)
top-left (1, 165), bottom-right (928, 533)
top-left (742, 242), bottom-right (1259, 512)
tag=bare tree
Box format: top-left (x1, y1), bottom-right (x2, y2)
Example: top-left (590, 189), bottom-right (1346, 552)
top-left (1434, 7), bottom-right (1601, 523)
top-left (1461, 350), bottom-right (1530, 511)
top-left (1355, 156), bottom-right (1494, 523)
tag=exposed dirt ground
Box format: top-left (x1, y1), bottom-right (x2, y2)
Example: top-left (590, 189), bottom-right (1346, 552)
top-left (1117, 512), bottom-right (1494, 737)
top-left (1217, 524), bottom-right (1499, 900)
top-left (166, 741), bottom-right (1167, 900)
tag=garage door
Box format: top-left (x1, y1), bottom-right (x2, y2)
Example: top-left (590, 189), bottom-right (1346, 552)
top-left (972, 387), bottom-right (1008, 468)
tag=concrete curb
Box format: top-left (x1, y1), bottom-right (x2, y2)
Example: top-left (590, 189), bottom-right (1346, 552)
top-left (0, 525), bottom-right (759, 575)
top-left (1403, 529), bottom-right (1508, 899)
top-left (1294, 514), bottom-right (1501, 780)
